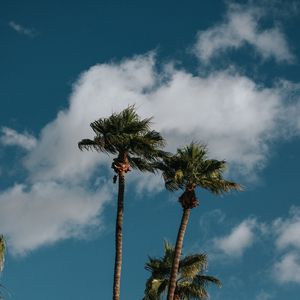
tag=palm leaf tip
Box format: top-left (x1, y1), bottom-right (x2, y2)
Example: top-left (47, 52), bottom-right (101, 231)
top-left (78, 139), bottom-right (95, 150)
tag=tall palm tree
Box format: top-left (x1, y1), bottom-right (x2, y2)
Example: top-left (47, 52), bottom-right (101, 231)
top-left (78, 106), bottom-right (166, 300)
top-left (157, 143), bottom-right (241, 300)
top-left (143, 241), bottom-right (221, 300)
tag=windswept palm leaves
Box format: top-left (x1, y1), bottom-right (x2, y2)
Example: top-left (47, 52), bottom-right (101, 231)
top-left (143, 241), bottom-right (221, 300)
top-left (156, 143), bottom-right (241, 300)
top-left (78, 106), bottom-right (167, 300)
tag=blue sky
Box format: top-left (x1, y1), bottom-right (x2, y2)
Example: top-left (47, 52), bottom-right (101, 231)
top-left (1, 0), bottom-right (300, 299)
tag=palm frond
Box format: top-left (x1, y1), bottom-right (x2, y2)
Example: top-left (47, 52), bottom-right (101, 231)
top-left (143, 277), bottom-right (167, 300)
top-left (159, 142), bottom-right (242, 195)
top-left (179, 253), bottom-right (207, 279)
top-left (176, 282), bottom-right (208, 299)
top-left (128, 157), bottom-right (156, 173)
top-left (194, 275), bottom-right (222, 288)
top-left (196, 177), bottom-right (242, 194)
top-left (78, 106), bottom-right (167, 166)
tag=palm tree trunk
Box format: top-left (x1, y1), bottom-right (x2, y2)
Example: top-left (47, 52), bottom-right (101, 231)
top-left (113, 172), bottom-right (125, 300)
top-left (167, 207), bottom-right (191, 300)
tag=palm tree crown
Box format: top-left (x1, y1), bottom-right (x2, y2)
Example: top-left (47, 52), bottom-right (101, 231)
top-left (78, 105), bottom-right (167, 174)
top-left (160, 142), bottom-right (242, 208)
top-left (163, 142), bottom-right (241, 194)
top-left (144, 241), bottom-right (221, 300)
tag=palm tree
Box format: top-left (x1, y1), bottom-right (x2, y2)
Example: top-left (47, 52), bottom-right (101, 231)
top-left (78, 106), bottom-right (166, 300)
top-left (157, 143), bottom-right (241, 300)
top-left (143, 241), bottom-right (221, 300)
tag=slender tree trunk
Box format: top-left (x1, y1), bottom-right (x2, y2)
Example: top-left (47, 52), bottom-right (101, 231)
top-left (113, 172), bottom-right (125, 300)
top-left (167, 207), bottom-right (191, 300)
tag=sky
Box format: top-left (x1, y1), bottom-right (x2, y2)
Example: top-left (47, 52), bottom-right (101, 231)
top-left (1, 0), bottom-right (300, 299)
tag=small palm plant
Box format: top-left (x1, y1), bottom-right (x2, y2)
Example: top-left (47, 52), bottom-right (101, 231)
top-left (143, 241), bottom-right (221, 300)
top-left (157, 142), bottom-right (241, 300)
top-left (78, 106), bottom-right (166, 300)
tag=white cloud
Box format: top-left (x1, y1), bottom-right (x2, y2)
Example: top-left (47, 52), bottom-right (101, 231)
top-left (194, 3), bottom-right (293, 63)
top-left (21, 53), bottom-right (300, 184)
top-left (273, 252), bottom-right (300, 283)
top-left (255, 290), bottom-right (273, 300)
top-left (23, 54), bottom-right (156, 183)
top-left (0, 127), bottom-right (37, 150)
top-left (0, 181), bottom-right (111, 256)
top-left (197, 207), bottom-right (300, 284)
top-left (214, 219), bottom-right (256, 257)
top-left (273, 206), bottom-right (300, 250)
top-left (2, 52), bottom-right (300, 255)
top-left (270, 207), bottom-right (300, 284)
top-left (8, 21), bottom-right (37, 37)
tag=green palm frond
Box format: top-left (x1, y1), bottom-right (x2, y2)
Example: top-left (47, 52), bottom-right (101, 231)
top-left (143, 242), bottom-right (220, 300)
top-left (179, 253), bottom-right (207, 279)
top-left (127, 157), bottom-right (156, 173)
top-left (194, 275), bottom-right (222, 288)
top-left (176, 282), bottom-right (208, 299)
top-left (158, 142), bottom-right (242, 194)
top-left (90, 105), bottom-right (152, 136)
top-left (143, 277), bottom-right (168, 300)
top-left (78, 106), bottom-right (167, 170)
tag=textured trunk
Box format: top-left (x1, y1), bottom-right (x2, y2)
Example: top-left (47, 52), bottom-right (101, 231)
top-left (112, 171), bottom-right (125, 300)
top-left (167, 207), bottom-right (191, 300)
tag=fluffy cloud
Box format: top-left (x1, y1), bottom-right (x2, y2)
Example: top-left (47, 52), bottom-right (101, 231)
top-left (2, 40), bottom-right (300, 255)
top-left (1, 127), bottom-right (37, 150)
top-left (273, 206), bottom-right (300, 250)
top-left (0, 181), bottom-right (111, 256)
top-left (0, 9), bottom-right (300, 255)
top-left (200, 207), bottom-right (300, 284)
top-left (23, 54), bottom-right (156, 183)
top-left (273, 252), bottom-right (300, 283)
top-left (194, 3), bottom-right (293, 63)
top-left (270, 207), bottom-right (300, 284)
top-left (21, 53), bottom-right (300, 184)
top-left (214, 218), bottom-right (257, 257)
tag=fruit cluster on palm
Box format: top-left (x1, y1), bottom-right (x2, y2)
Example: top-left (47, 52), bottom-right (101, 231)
top-left (78, 106), bottom-right (241, 300)
top-left (143, 241), bottom-right (221, 300)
